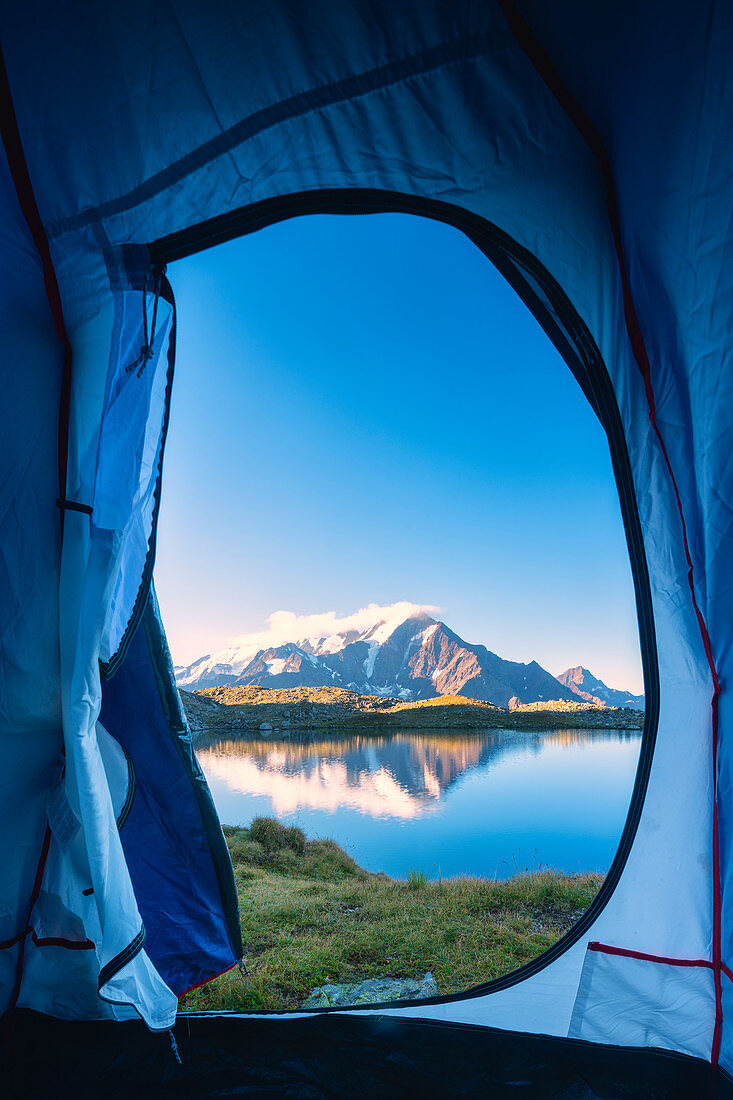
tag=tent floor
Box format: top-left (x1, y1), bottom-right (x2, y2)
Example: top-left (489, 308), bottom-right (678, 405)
top-left (3, 1009), bottom-right (730, 1098)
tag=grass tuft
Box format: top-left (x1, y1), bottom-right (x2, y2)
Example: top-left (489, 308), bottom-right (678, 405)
top-left (249, 816), bottom-right (306, 855)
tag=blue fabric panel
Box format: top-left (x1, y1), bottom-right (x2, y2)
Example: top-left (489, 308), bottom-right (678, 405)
top-left (0, 140), bottom-right (65, 1009)
top-left (0, 141), bottom-right (63, 736)
top-left (99, 597), bottom-right (238, 995)
top-left (1, 0), bottom-right (508, 231)
top-left (518, 0), bottom-right (733, 1058)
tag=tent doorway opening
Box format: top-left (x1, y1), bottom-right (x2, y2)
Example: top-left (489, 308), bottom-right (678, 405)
top-left (155, 209), bottom-right (646, 1011)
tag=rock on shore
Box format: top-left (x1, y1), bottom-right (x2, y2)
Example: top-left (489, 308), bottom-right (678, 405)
top-left (302, 972), bottom-right (439, 1008)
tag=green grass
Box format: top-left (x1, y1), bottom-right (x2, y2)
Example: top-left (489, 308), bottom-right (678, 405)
top-left (179, 819), bottom-right (603, 1012)
top-left (406, 868), bottom-right (428, 890)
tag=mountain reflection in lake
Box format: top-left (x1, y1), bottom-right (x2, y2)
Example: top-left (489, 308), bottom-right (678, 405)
top-left (197, 728), bottom-right (641, 880)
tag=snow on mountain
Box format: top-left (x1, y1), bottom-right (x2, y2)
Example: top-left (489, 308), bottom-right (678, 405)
top-left (174, 604), bottom-right (638, 709)
top-left (174, 602), bottom-right (438, 690)
top-left (556, 666), bottom-right (644, 709)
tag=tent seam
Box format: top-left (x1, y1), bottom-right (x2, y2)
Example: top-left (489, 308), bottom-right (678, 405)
top-left (589, 941), bottom-right (733, 979)
top-left (45, 27), bottom-right (514, 238)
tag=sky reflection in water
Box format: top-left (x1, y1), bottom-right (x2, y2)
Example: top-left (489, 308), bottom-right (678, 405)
top-left (198, 728), bottom-right (641, 880)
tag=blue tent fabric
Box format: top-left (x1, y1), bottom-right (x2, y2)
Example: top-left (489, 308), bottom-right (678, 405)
top-left (99, 590), bottom-right (241, 997)
top-left (0, 0), bottom-right (731, 1089)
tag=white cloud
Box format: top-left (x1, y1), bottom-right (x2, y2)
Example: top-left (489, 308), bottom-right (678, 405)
top-left (222, 601), bottom-right (439, 660)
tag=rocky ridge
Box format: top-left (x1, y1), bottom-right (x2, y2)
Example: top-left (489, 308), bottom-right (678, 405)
top-left (180, 684), bottom-right (644, 739)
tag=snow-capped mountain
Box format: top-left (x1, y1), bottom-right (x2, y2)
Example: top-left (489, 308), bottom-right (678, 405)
top-left (173, 603), bottom-right (430, 691)
top-left (556, 666), bottom-right (644, 709)
top-left (175, 608), bottom-right (594, 707)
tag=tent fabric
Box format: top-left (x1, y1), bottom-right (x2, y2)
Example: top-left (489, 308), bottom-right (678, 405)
top-left (99, 588), bottom-right (242, 996)
top-left (8, 1010), bottom-right (732, 1099)
top-left (0, 0), bottom-right (730, 1087)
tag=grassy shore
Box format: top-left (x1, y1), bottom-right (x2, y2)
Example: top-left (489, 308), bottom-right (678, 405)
top-left (179, 818), bottom-right (603, 1012)
top-left (181, 684), bottom-right (644, 738)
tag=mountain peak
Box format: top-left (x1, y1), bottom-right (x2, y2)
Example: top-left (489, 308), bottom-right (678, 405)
top-left (558, 665), bottom-right (595, 685)
top-left (174, 606), bottom-right (642, 709)
top-left (557, 666), bottom-right (643, 709)
top-left (173, 607), bottom-right (643, 710)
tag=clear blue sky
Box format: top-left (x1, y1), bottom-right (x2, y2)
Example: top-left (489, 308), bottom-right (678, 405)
top-left (155, 213), bottom-right (643, 693)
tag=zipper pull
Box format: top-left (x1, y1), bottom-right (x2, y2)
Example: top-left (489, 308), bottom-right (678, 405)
top-left (126, 263), bottom-right (166, 378)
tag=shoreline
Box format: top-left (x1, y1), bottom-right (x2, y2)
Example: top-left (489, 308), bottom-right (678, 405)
top-left (180, 684), bottom-right (644, 739)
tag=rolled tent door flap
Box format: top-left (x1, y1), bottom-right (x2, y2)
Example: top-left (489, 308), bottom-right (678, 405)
top-left (55, 277), bottom-right (179, 1027)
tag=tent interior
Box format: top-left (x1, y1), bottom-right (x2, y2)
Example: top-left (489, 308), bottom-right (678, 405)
top-left (0, 1), bottom-right (731, 1095)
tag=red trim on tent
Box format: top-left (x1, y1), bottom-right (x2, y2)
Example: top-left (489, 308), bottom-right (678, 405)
top-left (0, 931), bottom-right (26, 952)
top-left (589, 942), bottom-right (713, 970)
top-left (30, 931), bottom-right (95, 951)
top-left (8, 825), bottom-right (52, 1009)
top-left (590, 942), bottom-right (733, 995)
top-left (0, 927), bottom-right (95, 953)
top-left (177, 960), bottom-right (239, 998)
top-left (499, 0), bottom-right (724, 1065)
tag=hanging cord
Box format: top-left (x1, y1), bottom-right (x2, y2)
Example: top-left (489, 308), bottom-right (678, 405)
top-left (168, 1028), bottom-right (182, 1066)
top-left (126, 264), bottom-right (166, 377)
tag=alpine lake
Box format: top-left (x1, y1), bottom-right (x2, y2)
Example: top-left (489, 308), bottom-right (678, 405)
top-left (197, 727), bottom-right (642, 880)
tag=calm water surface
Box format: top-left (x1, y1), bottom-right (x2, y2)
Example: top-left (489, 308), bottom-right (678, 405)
top-left (198, 728), bottom-right (641, 880)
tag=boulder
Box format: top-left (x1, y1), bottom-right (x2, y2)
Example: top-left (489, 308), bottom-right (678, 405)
top-left (302, 972), bottom-right (438, 1009)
